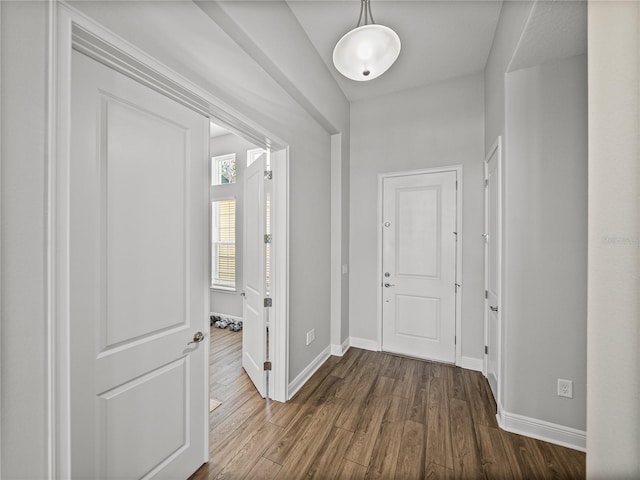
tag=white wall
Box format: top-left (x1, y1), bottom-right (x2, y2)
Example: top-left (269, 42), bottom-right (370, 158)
top-left (484, 1), bottom-right (534, 149)
top-left (349, 73), bottom-right (485, 360)
top-left (504, 55), bottom-right (587, 431)
top-left (485, 0), bottom-right (589, 446)
top-left (1, 3), bottom-right (50, 477)
top-left (209, 133), bottom-right (257, 318)
top-left (195, 0), bottom-right (349, 134)
top-left (195, 0), bottom-right (352, 349)
top-left (587, 2), bottom-right (640, 477)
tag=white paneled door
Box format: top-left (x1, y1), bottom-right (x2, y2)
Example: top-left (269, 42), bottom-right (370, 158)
top-left (382, 171), bottom-right (458, 363)
top-left (485, 141), bottom-right (502, 401)
top-left (70, 51), bottom-right (208, 479)
top-left (242, 153), bottom-right (267, 397)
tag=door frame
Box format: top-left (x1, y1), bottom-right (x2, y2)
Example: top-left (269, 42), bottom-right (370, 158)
top-left (483, 137), bottom-right (503, 407)
top-left (49, 3), bottom-right (290, 477)
top-left (376, 165), bottom-right (464, 365)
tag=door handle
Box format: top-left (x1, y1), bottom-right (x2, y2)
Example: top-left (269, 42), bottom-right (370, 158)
top-left (384, 283), bottom-right (396, 288)
top-left (490, 306), bottom-right (498, 312)
top-left (187, 331), bottom-right (205, 345)
top-left (240, 291), bottom-right (246, 297)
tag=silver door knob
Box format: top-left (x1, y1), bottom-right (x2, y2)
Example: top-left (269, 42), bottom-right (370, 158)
top-left (187, 331), bottom-right (205, 345)
top-left (384, 283), bottom-right (396, 288)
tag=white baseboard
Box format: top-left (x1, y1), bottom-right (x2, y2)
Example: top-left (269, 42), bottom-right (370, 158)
top-left (287, 346), bottom-right (331, 400)
top-left (349, 336), bottom-right (379, 351)
top-left (209, 312), bottom-right (243, 323)
top-left (497, 406), bottom-right (586, 452)
top-left (330, 338), bottom-right (350, 356)
top-left (458, 356), bottom-right (484, 372)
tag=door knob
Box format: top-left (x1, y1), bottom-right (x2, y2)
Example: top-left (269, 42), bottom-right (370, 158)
top-left (490, 306), bottom-right (498, 312)
top-left (187, 331), bottom-right (205, 345)
top-left (384, 283), bottom-right (396, 288)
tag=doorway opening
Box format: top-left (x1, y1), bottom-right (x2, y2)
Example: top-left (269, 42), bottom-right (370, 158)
top-left (208, 122), bottom-right (279, 409)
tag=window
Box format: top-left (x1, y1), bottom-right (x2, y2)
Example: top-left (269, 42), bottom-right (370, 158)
top-left (211, 153), bottom-right (236, 185)
top-left (211, 199), bottom-right (236, 289)
top-left (246, 148), bottom-right (267, 168)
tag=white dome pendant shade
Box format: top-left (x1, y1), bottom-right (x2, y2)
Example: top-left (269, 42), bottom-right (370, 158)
top-left (333, 25), bottom-right (401, 81)
top-left (332, 0), bottom-right (401, 81)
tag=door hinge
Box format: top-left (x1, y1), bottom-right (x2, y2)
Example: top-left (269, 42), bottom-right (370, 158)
top-left (264, 361), bottom-right (272, 371)
top-left (485, 345), bottom-right (488, 355)
top-left (455, 336), bottom-right (457, 345)
top-left (455, 283), bottom-right (460, 292)
top-left (456, 180), bottom-right (458, 189)
top-left (264, 234), bottom-right (272, 244)
top-left (485, 179), bottom-right (489, 188)
top-left (264, 297), bottom-right (273, 307)
top-left (485, 290), bottom-right (488, 299)
top-left (264, 170), bottom-right (273, 180)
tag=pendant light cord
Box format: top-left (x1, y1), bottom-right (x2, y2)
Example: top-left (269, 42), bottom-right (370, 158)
top-left (356, 0), bottom-right (376, 28)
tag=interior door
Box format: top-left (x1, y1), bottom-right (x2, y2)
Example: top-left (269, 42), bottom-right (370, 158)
top-left (485, 142), bottom-right (502, 401)
top-left (382, 171), bottom-right (458, 363)
top-left (70, 50), bottom-right (208, 479)
top-left (242, 153), bottom-right (267, 397)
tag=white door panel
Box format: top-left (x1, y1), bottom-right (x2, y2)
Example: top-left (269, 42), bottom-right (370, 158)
top-left (102, 97), bottom-right (187, 348)
top-left (243, 153), bottom-right (267, 397)
top-left (485, 142), bottom-right (502, 402)
top-left (71, 50), bottom-right (207, 479)
top-left (382, 171), bottom-right (457, 363)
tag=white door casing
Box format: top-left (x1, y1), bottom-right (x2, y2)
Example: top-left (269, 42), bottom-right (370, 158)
top-left (484, 138), bottom-right (502, 403)
top-left (243, 153), bottom-right (267, 397)
top-left (70, 50), bottom-right (208, 479)
top-left (381, 170), bottom-right (458, 363)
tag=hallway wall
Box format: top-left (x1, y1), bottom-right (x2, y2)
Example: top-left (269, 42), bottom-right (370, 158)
top-left (587, 2), bottom-right (640, 476)
top-left (349, 73), bottom-right (485, 363)
top-left (485, 0), bottom-right (588, 447)
top-left (504, 54), bottom-right (588, 432)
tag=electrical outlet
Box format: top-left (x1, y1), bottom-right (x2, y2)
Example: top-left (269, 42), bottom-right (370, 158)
top-left (557, 379), bottom-right (573, 398)
top-left (306, 329), bottom-right (315, 346)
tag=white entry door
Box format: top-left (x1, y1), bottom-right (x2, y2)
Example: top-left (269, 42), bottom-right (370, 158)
top-left (485, 140), bottom-right (502, 401)
top-left (242, 153), bottom-right (267, 397)
top-left (382, 171), bottom-right (458, 363)
top-left (70, 51), bottom-right (208, 479)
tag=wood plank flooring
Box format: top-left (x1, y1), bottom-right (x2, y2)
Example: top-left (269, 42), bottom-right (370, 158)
top-left (189, 327), bottom-right (585, 480)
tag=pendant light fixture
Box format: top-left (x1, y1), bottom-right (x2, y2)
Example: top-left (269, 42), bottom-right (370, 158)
top-left (333, 0), bottom-right (401, 81)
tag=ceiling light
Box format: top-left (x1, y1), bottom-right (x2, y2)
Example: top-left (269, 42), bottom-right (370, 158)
top-left (333, 0), bottom-right (401, 82)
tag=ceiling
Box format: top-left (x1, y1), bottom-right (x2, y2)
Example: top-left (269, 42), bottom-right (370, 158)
top-left (508, 0), bottom-right (587, 72)
top-left (287, 0), bottom-right (503, 102)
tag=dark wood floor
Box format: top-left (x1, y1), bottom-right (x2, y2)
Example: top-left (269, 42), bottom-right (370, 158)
top-left (189, 327), bottom-right (585, 479)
